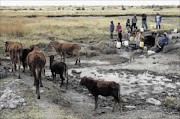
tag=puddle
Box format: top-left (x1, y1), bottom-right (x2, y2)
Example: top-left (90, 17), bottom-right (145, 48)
top-left (68, 60), bottom-right (110, 65)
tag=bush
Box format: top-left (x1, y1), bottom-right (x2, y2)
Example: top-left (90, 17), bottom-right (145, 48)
top-left (164, 97), bottom-right (180, 111)
top-left (102, 6), bottom-right (105, 10)
top-left (122, 6), bottom-right (126, 10)
top-left (76, 7), bottom-right (81, 10)
top-left (82, 7), bottom-right (85, 10)
top-left (29, 8), bottom-right (35, 10)
top-left (177, 5), bottom-right (180, 8)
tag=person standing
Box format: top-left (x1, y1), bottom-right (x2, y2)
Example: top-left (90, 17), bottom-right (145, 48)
top-left (125, 30), bottom-right (130, 52)
top-left (109, 21), bottom-right (114, 39)
top-left (116, 23), bottom-right (122, 43)
top-left (126, 19), bottom-right (131, 31)
top-left (142, 12), bottom-right (148, 29)
top-left (155, 13), bottom-right (162, 29)
top-left (131, 14), bottom-right (137, 32)
top-left (135, 31), bottom-right (144, 49)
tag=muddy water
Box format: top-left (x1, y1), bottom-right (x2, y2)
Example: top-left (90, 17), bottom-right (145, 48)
top-left (67, 60), bottom-right (180, 108)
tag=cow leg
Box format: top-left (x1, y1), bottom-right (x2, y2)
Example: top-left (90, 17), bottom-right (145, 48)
top-left (60, 73), bottom-right (65, 87)
top-left (18, 57), bottom-right (21, 79)
top-left (23, 62), bottom-right (26, 72)
top-left (78, 55), bottom-right (80, 67)
top-left (118, 102), bottom-right (122, 113)
top-left (112, 100), bottom-right (117, 112)
top-left (94, 96), bottom-right (98, 109)
top-left (36, 78), bottom-right (40, 99)
top-left (12, 61), bottom-right (15, 76)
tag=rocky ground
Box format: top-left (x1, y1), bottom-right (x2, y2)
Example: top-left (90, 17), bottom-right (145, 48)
top-left (0, 31), bottom-right (180, 119)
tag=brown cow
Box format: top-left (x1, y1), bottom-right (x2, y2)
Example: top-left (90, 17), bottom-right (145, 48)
top-left (49, 40), bottom-right (81, 66)
top-left (5, 41), bottom-right (23, 78)
top-left (26, 46), bottom-right (46, 99)
top-left (80, 76), bottom-right (122, 112)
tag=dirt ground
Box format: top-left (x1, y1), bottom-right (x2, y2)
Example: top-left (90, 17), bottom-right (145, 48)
top-left (0, 32), bottom-right (180, 119)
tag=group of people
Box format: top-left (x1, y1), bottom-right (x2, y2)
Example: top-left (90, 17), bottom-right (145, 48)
top-left (109, 12), bottom-right (162, 38)
top-left (109, 12), bottom-right (168, 53)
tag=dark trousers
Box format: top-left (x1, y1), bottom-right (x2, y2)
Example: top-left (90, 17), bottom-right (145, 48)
top-left (155, 43), bottom-right (165, 53)
top-left (117, 32), bottom-right (122, 43)
top-left (110, 31), bottom-right (114, 39)
top-left (131, 23), bottom-right (137, 31)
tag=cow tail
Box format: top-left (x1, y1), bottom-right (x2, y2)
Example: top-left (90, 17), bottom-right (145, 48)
top-left (14, 46), bottom-right (18, 62)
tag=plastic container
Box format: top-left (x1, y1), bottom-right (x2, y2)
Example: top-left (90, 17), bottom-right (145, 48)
top-left (150, 25), bottom-right (155, 31)
top-left (116, 42), bottom-right (121, 49)
top-left (140, 27), bottom-right (144, 32)
top-left (139, 41), bottom-right (144, 48)
top-left (124, 41), bottom-right (129, 47)
top-left (130, 36), bottom-right (134, 42)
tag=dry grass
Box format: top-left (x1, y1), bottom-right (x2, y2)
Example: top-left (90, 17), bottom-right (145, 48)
top-left (0, 6), bottom-right (180, 16)
top-left (0, 22), bottom-right (28, 37)
top-left (0, 7), bottom-right (179, 51)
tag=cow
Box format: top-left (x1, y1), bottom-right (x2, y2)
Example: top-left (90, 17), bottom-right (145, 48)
top-left (26, 46), bottom-right (46, 99)
top-left (80, 76), bottom-right (122, 112)
top-left (4, 41), bottom-right (23, 79)
top-left (49, 40), bottom-right (81, 66)
top-left (49, 55), bottom-right (68, 89)
top-left (22, 47), bottom-right (34, 72)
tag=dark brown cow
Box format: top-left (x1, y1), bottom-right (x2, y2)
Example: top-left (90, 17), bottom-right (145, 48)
top-left (49, 55), bottom-right (68, 89)
top-left (49, 40), bottom-right (81, 66)
top-left (5, 41), bottom-right (23, 78)
top-left (22, 47), bottom-right (34, 72)
top-left (26, 46), bottom-right (46, 99)
top-left (80, 76), bottom-right (122, 112)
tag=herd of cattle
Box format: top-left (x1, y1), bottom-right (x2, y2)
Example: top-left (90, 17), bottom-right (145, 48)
top-left (4, 40), bottom-right (122, 112)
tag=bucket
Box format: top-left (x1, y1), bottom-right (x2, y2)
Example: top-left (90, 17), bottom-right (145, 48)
top-left (116, 42), bottom-right (121, 49)
top-left (130, 36), bottom-right (134, 42)
top-left (124, 41), bottom-right (129, 47)
top-left (140, 27), bottom-right (144, 32)
top-left (139, 41), bottom-right (144, 48)
top-left (150, 25), bottom-right (155, 31)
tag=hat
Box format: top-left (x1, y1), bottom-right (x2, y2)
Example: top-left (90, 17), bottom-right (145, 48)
top-left (164, 32), bottom-right (167, 36)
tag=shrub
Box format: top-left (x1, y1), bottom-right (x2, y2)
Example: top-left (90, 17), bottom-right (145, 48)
top-left (102, 6), bottom-right (105, 10)
top-left (122, 6), bottom-right (126, 10)
top-left (82, 7), bottom-right (85, 10)
top-left (29, 8), bottom-right (35, 10)
top-left (177, 5), bottom-right (180, 8)
top-left (164, 97), bottom-right (180, 111)
top-left (76, 7), bottom-right (81, 10)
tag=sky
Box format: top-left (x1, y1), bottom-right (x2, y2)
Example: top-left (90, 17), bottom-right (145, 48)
top-left (1, 0), bottom-right (180, 6)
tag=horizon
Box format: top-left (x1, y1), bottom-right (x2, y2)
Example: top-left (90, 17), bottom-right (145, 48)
top-left (1, 0), bottom-right (179, 6)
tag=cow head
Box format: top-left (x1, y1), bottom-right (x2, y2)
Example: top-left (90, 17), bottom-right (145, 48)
top-left (4, 41), bottom-right (11, 52)
top-left (80, 76), bottom-right (88, 86)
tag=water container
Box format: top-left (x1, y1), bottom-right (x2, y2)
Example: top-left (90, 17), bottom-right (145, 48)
top-left (139, 41), bottom-right (144, 48)
top-left (140, 27), bottom-right (144, 32)
top-left (130, 36), bottom-right (134, 42)
top-left (124, 41), bottom-right (129, 47)
top-left (150, 25), bottom-right (155, 31)
top-left (116, 42), bottom-right (121, 49)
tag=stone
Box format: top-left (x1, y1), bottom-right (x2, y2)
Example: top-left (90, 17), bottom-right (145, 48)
top-left (146, 98), bottom-right (161, 106)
